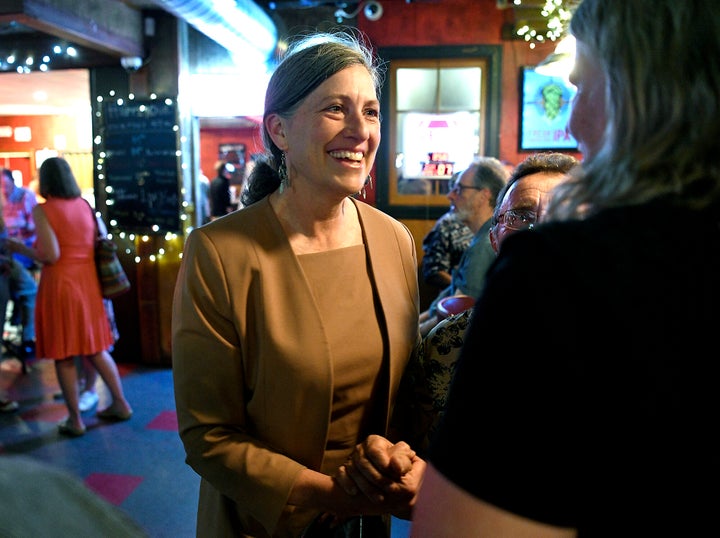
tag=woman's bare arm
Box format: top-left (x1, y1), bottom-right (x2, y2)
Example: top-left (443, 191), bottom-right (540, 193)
top-left (410, 464), bottom-right (577, 538)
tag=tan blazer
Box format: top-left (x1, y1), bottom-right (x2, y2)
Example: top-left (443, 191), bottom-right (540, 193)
top-left (171, 197), bottom-right (419, 537)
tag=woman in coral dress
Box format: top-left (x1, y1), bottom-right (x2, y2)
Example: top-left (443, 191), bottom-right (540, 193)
top-left (9, 157), bottom-right (132, 436)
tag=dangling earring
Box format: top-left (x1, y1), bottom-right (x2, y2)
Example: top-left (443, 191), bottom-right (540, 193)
top-left (361, 174), bottom-right (373, 199)
top-left (278, 152), bottom-right (288, 194)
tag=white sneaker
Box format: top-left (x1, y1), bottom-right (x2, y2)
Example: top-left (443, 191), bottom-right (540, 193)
top-left (79, 391), bottom-right (99, 412)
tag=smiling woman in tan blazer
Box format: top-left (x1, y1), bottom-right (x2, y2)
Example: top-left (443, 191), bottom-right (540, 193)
top-left (172, 31), bottom-right (423, 538)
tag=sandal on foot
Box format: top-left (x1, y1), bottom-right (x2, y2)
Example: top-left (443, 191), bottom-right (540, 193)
top-left (97, 408), bottom-right (132, 421)
top-left (58, 419), bottom-right (86, 437)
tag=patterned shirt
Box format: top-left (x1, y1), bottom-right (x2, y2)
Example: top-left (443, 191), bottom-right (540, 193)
top-left (428, 220), bottom-right (496, 317)
top-left (421, 210), bottom-right (473, 285)
top-left (3, 185), bottom-right (38, 269)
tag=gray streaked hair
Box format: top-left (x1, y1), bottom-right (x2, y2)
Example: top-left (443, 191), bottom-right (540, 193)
top-left (468, 156), bottom-right (510, 208)
top-left (547, 0), bottom-right (720, 220)
top-left (242, 30), bottom-right (385, 206)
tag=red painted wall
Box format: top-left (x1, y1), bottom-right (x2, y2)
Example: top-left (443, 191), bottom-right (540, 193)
top-left (358, 0), bottom-right (581, 168)
top-left (0, 114), bottom-right (94, 195)
top-left (2, 1), bottom-right (582, 203)
top-left (198, 125), bottom-right (263, 180)
top-left (0, 114), bottom-right (84, 183)
top-left (197, 0), bottom-right (582, 207)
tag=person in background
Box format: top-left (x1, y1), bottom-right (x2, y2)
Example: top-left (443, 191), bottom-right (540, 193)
top-left (418, 157), bottom-right (508, 336)
top-left (1, 167), bottom-right (38, 359)
top-left (420, 173), bottom-right (473, 291)
top-left (172, 30), bottom-right (424, 537)
top-left (4, 258), bottom-right (38, 361)
top-left (489, 152), bottom-right (578, 253)
top-left (411, 1), bottom-right (720, 536)
top-left (0, 455), bottom-right (148, 537)
top-left (74, 296), bottom-right (121, 411)
top-left (71, 198), bottom-right (122, 412)
top-left (0, 205), bottom-right (18, 412)
top-left (208, 160), bottom-right (235, 220)
top-left (394, 152), bottom-right (577, 455)
top-left (197, 171), bottom-right (211, 226)
top-left (8, 157), bottom-right (132, 437)
top-left (56, 298), bottom-right (119, 413)
top-left (1, 168), bottom-right (38, 269)
top-left (57, 208), bottom-right (122, 413)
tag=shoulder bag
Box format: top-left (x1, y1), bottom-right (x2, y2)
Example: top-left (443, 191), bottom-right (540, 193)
top-left (85, 200), bottom-right (131, 298)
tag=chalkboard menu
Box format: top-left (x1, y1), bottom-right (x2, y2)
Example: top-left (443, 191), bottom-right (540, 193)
top-left (101, 99), bottom-right (181, 232)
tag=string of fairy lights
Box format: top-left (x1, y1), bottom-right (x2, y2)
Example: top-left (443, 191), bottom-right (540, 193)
top-left (92, 91), bottom-right (191, 266)
top-left (512, 0), bottom-right (577, 49)
top-left (0, 44), bottom-right (78, 73)
top-left (12, 1), bottom-right (578, 270)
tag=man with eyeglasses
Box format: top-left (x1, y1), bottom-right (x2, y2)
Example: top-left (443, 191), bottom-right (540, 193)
top-left (403, 152), bottom-right (578, 451)
top-left (419, 157), bottom-right (508, 336)
top-left (490, 152), bottom-right (578, 254)
top-left (421, 171), bottom-right (474, 291)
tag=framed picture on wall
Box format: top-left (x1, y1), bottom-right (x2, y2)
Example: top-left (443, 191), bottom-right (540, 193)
top-left (218, 143), bottom-right (246, 187)
top-left (218, 143), bottom-right (246, 167)
top-left (519, 66), bottom-right (577, 151)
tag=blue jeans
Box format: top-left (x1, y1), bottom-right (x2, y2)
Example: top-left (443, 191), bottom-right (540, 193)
top-left (8, 260), bottom-right (37, 342)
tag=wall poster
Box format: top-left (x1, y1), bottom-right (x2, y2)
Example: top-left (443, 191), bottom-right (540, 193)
top-left (519, 66), bottom-right (578, 151)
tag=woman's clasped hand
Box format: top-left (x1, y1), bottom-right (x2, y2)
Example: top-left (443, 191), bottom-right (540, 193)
top-left (335, 435), bottom-right (426, 518)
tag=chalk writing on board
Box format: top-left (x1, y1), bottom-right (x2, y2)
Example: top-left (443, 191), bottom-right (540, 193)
top-left (101, 99), bottom-right (181, 232)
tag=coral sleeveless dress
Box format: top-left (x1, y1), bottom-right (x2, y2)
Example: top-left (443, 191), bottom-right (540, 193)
top-left (35, 197), bottom-right (114, 360)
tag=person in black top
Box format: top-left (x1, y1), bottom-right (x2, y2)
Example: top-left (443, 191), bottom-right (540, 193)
top-left (411, 0), bottom-right (720, 536)
top-left (208, 160), bottom-right (235, 220)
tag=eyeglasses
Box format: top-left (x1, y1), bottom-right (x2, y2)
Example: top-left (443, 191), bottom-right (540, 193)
top-left (449, 183), bottom-right (483, 196)
top-left (495, 209), bottom-right (538, 231)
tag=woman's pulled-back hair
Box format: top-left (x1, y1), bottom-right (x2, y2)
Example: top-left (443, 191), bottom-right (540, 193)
top-left (547, 0), bottom-right (720, 220)
top-left (242, 29), bottom-right (384, 206)
top-left (38, 157), bottom-right (82, 199)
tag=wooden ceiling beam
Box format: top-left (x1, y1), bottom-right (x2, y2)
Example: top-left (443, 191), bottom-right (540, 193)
top-left (0, 0), bottom-right (144, 58)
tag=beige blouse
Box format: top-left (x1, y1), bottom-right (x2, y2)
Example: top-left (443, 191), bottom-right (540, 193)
top-left (299, 244), bottom-right (387, 475)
